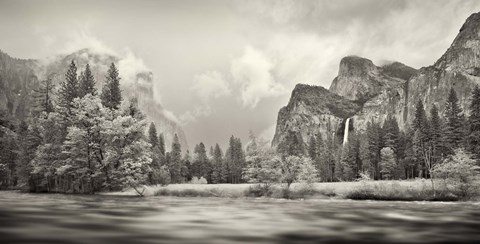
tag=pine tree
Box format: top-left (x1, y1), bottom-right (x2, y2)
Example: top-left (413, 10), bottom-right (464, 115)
top-left (379, 147), bottom-right (396, 180)
top-left (79, 64), bottom-right (96, 97)
top-left (225, 136), bottom-right (245, 183)
top-left (32, 76), bottom-right (55, 114)
top-left (15, 121), bottom-right (42, 188)
top-left (412, 99), bottom-right (431, 177)
top-left (429, 105), bottom-right (443, 165)
top-left (211, 143), bottom-right (225, 183)
top-left (169, 134), bottom-right (183, 183)
top-left (382, 115), bottom-right (400, 156)
top-left (158, 133), bottom-right (166, 156)
top-left (366, 120), bottom-right (383, 179)
top-left (58, 60), bottom-right (79, 113)
top-left (443, 88), bottom-right (465, 155)
top-left (183, 150), bottom-right (192, 182)
top-left (101, 63), bottom-right (122, 110)
top-left (468, 85), bottom-right (480, 162)
top-left (148, 122), bottom-right (158, 148)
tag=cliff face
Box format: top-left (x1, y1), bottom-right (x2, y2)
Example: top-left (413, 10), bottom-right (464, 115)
top-left (272, 12), bottom-right (480, 150)
top-left (271, 84), bottom-right (361, 148)
top-left (0, 49), bottom-right (188, 149)
top-left (0, 51), bottom-right (38, 119)
top-left (405, 13), bottom-right (480, 124)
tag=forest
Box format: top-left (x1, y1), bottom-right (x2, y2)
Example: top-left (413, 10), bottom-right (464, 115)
top-left (1, 60), bottom-right (480, 196)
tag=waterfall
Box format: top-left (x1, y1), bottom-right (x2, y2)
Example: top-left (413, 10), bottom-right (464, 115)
top-left (343, 118), bottom-right (351, 146)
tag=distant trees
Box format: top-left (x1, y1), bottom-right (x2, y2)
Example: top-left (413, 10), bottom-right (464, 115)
top-left (79, 64), bottom-right (96, 97)
top-left (101, 63), bottom-right (122, 110)
top-left (379, 147), bottom-right (396, 180)
top-left (2, 56), bottom-right (480, 196)
top-left (443, 88), bottom-right (465, 155)
top-left (467, 85), bottom-right (480, 161)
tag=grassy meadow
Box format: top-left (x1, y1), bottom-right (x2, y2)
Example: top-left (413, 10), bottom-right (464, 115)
top-left (109, 178), bottom-right (479, 201)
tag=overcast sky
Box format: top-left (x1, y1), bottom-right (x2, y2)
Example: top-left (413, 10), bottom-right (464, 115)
top-left (1, 0), bottom-right (479, 150)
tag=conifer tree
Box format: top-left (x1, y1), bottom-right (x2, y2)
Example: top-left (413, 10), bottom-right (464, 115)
top-left (225, 136), bottom-right (245, 183)
top-left (101, 63), bottom-right (122, 110)
top-left (58, 60), bottom-right (79, 113)
top-left (183, 150), bottom-right (192, 182)
top-left (211, 143), bottom-right (225, 183)
top-left (15, 121), bottom-right (41, 187)
top-left (33, 76), bottom-right (55, 114)
top-left (148, 122), bottom-right (158, 148)
top-left (429, 105), bottom-right (443, 165)
top-left (79, 64), bottom-right (96, 97)
top-left (169, 134), bottom-right (183, 183)
top-left (379, 147), bottom-right (396, 180)
top-left (468, 85), bottom-right (480, 161)
top-left (443, 88), bottom-right (465, 155)
top-left (412, 99), bottom-right (430, 177)
top-left (158, 133), bottom-right (166, 156)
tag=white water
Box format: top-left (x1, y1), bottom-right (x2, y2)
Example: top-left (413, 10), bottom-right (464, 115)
top-left (343, 118), bottom-right (350, 146)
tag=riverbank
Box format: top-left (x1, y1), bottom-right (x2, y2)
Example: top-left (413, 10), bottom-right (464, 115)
top-left (108, 179), bottom-right (479, 201)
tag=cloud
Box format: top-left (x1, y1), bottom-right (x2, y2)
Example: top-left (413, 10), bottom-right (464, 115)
top-left (192, 71), bottom-right (231, 102)
top-left (61, 29), bottom-right (118, 57)
top-left (178, 106), bottom-right (213, 126)
top-left (117, 48), bottom-right (151, 84)
top-left (231, 46), bottom-right (287, 108)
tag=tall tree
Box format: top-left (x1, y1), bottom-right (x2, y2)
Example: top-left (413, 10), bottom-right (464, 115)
top-left (58, 60), bottom-right (79, 113)
top-left (15, 121), bottom-right (42, 188)
top-left (169, 134), bottom-right (183, 183)
top-left (211, 143), bottom-right (225, 183)
top-left (366, 120), bottom-right (383, 179)
top-left (79, 64), bottom-right (96, 97)
top-left (158, 133), bottom-right (166, 156)
top-left (443, 88), bottom-right (465, 155)
top-left (101, 63), bottom-right (122, 110)
top-left (412, 100), bottom-right (430, 178)
top-left (225, 136), bottom-right (245, 183)
top-left (379, 147), bottom-right (396, 180)
top-left (468, 85), bottom-right (480, 162)
top-left (33, 75), bottom-right (55, 114)
top-left (148, 122), bottom-right (158, 148)
top-left (429, 105), bottom-right (443, 166)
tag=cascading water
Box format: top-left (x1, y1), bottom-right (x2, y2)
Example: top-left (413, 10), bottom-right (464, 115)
top-left (343, 118), bottom-right (351, 146)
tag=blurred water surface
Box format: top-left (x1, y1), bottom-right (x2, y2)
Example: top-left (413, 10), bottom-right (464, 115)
top-left (0, 191), bottom-right (479, 243)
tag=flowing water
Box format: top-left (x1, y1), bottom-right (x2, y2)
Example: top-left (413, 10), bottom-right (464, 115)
top-left (0, 191), bottom-right (479, 243)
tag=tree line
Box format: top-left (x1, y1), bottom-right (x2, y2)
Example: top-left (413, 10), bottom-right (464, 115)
top-left (286, 86), bottom-right (480, 183)
top-left (1, 60), bottom-right (479, 193)
top-left (0, 61), bottom-right (152, 194)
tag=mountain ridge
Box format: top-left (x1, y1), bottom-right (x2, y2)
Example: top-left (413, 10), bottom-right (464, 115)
top-left (272, 12), bottom-right (480, 150)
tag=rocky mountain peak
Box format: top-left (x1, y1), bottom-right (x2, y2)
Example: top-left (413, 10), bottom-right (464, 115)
top-left (434, 12), bottom-right (480, 75)
top-left (329, 56), bottom-right (414, 102)
top-left (338, 56), bottom-right (377, 78)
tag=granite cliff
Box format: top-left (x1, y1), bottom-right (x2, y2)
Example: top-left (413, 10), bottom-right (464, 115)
top-left (272, 12), bottom-right (480, 150)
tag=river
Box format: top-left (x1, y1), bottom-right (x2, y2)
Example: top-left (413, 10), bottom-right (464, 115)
top-left (0, 191), bottom-right (479, 243)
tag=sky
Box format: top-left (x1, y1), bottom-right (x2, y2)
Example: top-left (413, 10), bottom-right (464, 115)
top-left (1, 0), bottom-right (479, 150)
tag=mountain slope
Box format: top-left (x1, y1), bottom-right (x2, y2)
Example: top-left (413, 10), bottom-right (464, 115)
top-left (0, 49), bottom-right (188, 149)
top-left (273, 12), bottom-right (480, 150)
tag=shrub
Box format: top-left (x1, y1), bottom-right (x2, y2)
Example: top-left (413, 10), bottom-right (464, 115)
top-left (432, 149), bottom-right (480, 200)
top-left (244, 184), bottom-right (273, 197)
top-left (190, 176), bottom-right (208, 184)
